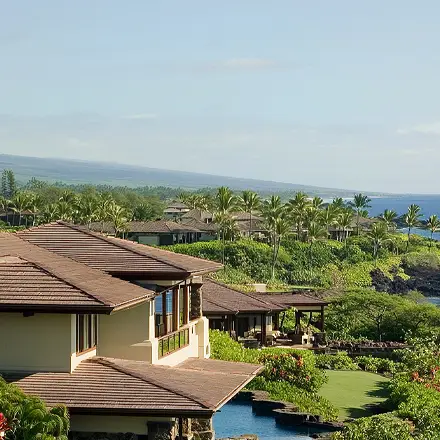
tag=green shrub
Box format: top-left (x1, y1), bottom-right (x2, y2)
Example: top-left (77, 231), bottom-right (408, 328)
top-left (209, 330), bottom-right (260, 363)
top-left (248, 377), bottom-right (338, 421)
top-left (356, 356), bottom-right (399, 374)
top-left (167, 240), bottom-right (291, 282)
top-left (331, 413), bottom-right (413, 440)
top-left (260, 351), bottom-right (327, 392)
top-left (0, 377), bottom-right (69, 439)
top-left (315, 353), bottom-right (359, 371)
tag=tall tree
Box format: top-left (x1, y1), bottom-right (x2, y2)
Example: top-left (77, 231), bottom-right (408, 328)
top-left (426, 214), bottom-right (440, 249)
top-left (306, 222), bottom-right (327, 267)
top-left (311, 196), bottom-right (324, 209)
top-left (107, 202), bottom-right (131, 237)
top-left (381, 209), bottom-right (398, 232)
top-left (367, 222), bottom-right (390, 264)
top-left (215, 187), bottom-right (237, 265)
top-left (320, 205), bottom-right (338, 234)
top-left (404, 204), bottom-right (422, 251)
top-left (76, 194), bottom-right (98, 228)
top-left (261, 196), bottom-right (291, 280)
top-left (239, 190), bottom-right (261, 237)
top-left (1, 169), bottom-right (17, 199)
top-left (350, 193), bottom-right (372, 235)
top-left (10, 192), bottom-right (33, 226)
top-left (287, 192), bottom-right (310, 241)
top-left (215, 186), bottom-right (237, 214)
top-left (337, 209), bottom-right (354, 245)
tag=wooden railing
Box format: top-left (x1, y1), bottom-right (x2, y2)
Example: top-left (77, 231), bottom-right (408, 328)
top-left (158, 326), bottom-right (190, 358)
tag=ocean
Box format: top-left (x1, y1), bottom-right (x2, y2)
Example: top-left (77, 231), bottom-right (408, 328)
top-left (356, 195), bottom-right (440, 240)
top-left (368, 195), bottom-right (440, 218)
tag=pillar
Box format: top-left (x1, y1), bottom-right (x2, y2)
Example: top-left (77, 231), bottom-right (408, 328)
top-left (190, 283), bottom-right (203, 321)
top-left (147, 421), bottom-right (177, 440)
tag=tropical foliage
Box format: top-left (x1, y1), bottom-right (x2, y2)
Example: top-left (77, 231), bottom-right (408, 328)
top-left (0, 378), bottom-right (69, 440)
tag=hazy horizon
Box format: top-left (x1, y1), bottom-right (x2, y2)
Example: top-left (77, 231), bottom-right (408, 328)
top-left (1, 1), bottom-right (440, 193)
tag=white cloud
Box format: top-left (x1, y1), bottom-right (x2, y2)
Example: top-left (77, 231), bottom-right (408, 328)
top-left (397, 121), bottom-right (440, 135)
top-left (122, 113), bottom-right (157, 120)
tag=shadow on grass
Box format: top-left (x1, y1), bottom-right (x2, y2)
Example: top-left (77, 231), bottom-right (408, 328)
top-left (366, 380), bottom-right (390, 399)
top-left (345, 380), bottom-right (390, 419)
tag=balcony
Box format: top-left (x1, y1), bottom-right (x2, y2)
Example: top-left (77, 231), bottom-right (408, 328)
top-left (158, 326), bottom-right (190, 358)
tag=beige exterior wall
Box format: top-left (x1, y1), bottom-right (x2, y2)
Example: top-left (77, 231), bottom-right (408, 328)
top-left (97, 302), bottom-right (153, 362)
top-left (156, 316), bottom-right (210, 367)
top-left (0, 313), bottom-right (72, 372)
top-left (70, 415), bottom-right (173, 435)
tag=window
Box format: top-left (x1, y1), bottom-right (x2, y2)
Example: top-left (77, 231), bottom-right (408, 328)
top-left (76, 314), bottom-right (97, 354)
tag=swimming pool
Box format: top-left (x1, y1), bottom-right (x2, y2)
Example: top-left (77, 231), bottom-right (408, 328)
top-left (214, 401), bottom-right (316, 439)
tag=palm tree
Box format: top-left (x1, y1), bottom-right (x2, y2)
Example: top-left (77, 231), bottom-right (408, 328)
top-left (76, 194), bottom-right (98, 228)
top-left (331, 197), bottom-right (346, 211)
top-left (381, 209), bottom-right (398, 232)
top-left (368, 222), bottom-right (390, 264)
top-left (215, 186), bottom-right (237, 214)
top-left (307, 222), bottom-right (327, 267)
top-left (214, 187), bottom-right (237, 265)
top-left (404, 204), bottom-right (422, 251)
top-left (337, 209), bottom-right (354, 245)
top-left (42, 203), bottom-right (59, 223)
top-left (311, 196), bottom-right (324, 209)
top-left (287, 192), bottom-right (310, 241)
top-left (0, 196), bottom-right (10, 225)
top-left (426, 215), bottom-right (440, 249)
top-left (55, 201), bottom-right (74, 222)
top-left (28, 193), bottom-right (43, 226)
top-left (96, 193), bottom-right (114, 232)
top-left (261, 196), bottom-right (291, 279)
top-left (10, 192), bottom-right (33, 226)
top-left (350, 193), bottom-right (371, 235)
top-left (239, 190), bottom-right (261, 237)
top-left (320, 205), bottom-right (338, 234)
top-left (107, 202), bottom-right (131, 237)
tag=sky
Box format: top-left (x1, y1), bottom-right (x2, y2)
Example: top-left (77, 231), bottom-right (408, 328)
top-left (1, 1), bottom-right (440, 193)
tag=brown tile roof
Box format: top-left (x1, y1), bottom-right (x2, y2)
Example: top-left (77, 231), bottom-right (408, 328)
top-left (17, 222), bottom-right (222, 278)
top-left (182, 209), bottom-right (213, 222)
top-left (231, 212), bottom-right (263, 222)
top-left (202, 280), bottom-right (282, 315)
top-left (89, 220), bottom-right (201, 235)
top-left (0, 234), bottom-right (155, 313)
top-left (180, 218), bottom-right (218, 233)
top-left (251, 292), bottom-right (328, 308)
top-left (10, 357), bottom-right (262, 416)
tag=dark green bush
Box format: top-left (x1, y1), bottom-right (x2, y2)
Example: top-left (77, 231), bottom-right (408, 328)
top-left (315, 353), bottom-right (359, 371)
top-left (331, 413), bottom-right (413, 439)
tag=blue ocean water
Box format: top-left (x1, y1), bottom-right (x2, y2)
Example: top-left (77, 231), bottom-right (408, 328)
top-left (368, 195), bottom-right (440, 218)
top-left (352, 195), bottom-right (440, 240)
top-left (214, 401), bottom-right (314, 439)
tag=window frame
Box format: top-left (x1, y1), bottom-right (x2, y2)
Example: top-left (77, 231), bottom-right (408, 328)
top-left (76, 314), bottom-right (98, 355)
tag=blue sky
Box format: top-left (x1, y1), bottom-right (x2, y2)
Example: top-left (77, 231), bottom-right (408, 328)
top-left (1, 1), bottom-right (440, 193)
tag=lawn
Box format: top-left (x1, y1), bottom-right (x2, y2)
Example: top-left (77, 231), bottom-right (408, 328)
top-left (318, 370), bottom-right (390, 420)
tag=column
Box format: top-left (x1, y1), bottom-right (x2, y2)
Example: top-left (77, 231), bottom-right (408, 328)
top-left (190, 283), bottom-right (203, 321)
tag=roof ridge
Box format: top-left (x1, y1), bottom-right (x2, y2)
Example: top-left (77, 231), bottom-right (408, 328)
top-left (92, 357), bottom-right (212, 409)
top-left (57, 222), bottom-right (188, 272)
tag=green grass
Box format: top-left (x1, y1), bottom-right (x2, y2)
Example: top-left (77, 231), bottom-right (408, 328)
top-left (318, 370), bottom-right (390, 420)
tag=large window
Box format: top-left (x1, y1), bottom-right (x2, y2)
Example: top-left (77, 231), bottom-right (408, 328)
top-left (76, 314), bottom-right (97, 354)
top-left (155, 286), bottom-right (190, 339)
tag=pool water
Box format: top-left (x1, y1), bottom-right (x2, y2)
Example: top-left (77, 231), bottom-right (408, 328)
top-left (214, 401), bottom-right (315, 439)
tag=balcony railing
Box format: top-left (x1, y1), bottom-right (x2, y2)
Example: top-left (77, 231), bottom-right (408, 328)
top-left (158, 326), bottom-right (190, 358)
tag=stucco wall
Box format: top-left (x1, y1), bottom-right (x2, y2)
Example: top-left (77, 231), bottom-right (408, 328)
top-left (97, 303), bottom-right (153, 362)
top-left (0, 313), bottom-right (72, 372)
top-left (70, 415), bottom-right (173, 435)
